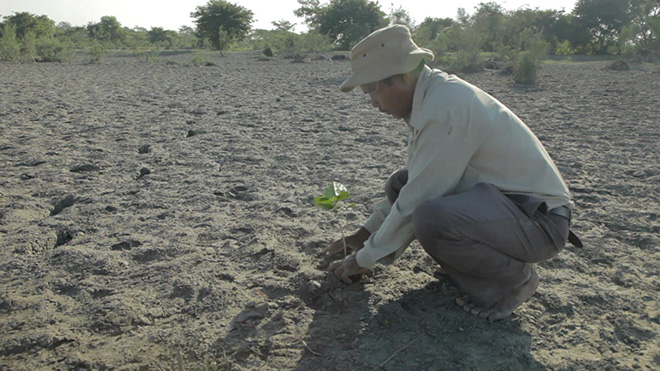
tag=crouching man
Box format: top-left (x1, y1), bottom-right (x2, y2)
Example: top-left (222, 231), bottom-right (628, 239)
top-left (328, 25), bottom-right (580, 321)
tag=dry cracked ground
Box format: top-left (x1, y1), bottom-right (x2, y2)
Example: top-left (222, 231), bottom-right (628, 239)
top-left (1, 51), bottom-right (659, 370)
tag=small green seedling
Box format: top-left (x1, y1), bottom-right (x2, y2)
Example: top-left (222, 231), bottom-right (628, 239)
top-left (314, 182), bottom-right (356, 210)
top-left (315, 182), bottom-right (357, 257)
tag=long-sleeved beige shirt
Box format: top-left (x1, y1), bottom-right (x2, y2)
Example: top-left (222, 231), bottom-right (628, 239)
top-left (356, 66), bottom-right (572, 268)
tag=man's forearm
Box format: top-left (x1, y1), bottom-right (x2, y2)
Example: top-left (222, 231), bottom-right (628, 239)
top-left (356, 226), bottom-right (372, 243)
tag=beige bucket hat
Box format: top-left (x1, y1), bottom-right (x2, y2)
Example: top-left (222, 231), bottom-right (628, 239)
top-left (339, 25), bottom-right (434, 92)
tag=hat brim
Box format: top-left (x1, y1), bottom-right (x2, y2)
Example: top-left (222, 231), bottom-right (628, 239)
top-left (339, 49), bottom-right (434, 93)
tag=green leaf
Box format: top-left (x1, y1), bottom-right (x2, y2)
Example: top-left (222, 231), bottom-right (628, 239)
top-left (315, 182), bottom-right (354, 211)
top-left (324, 181), bottom-right (348, 198)
top-left (336, 190), bottom-right (351, 201)
top-left (314, 196), bottom-right (334, 209)
top-left (332, 182), bottom-right (348, 196)
top-left (324, 183), bottom-right (337, 198)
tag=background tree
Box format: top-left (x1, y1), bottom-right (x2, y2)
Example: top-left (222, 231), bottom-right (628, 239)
top-left (412, 17), bottom-right (456, 61)
top-left (295, 0), bottom-right (387, 50)
top-left (389, 5), bottom-right (415, 30)
top-left (191, 0), bottom-right (254, 51)
top-left (456, 8), bottom-right (471, 26)
top-left (55, 23), bottom-right (89, 47)
top-left (272, 20), bottom-right (296, 32)
top-left (0, 23), bottom-right (20, 61)
top-left (413, 17), bottom-right (456, 45)
top-left (499, 9), bottom-right (565, 54)
top-left (573, 0), bottom-right (636, 53)
top-left (550, 13), bottom-right (591, 53)
top-left (147, 27), bottom-right (178, 48)
top-left (446, 26), bottom-right (485, 71)
top-left (471, 2), bottom-right (505, 52)
top-left (56, 21), bottom-right (72, 32)
top-left (87, 16), bottom-right (125, 45)
top-left (177, 26), bottom-right (199, 49)
top-left (3, 12), bottom-right (55, 39)
top-left (624, 0), bottom-right (660, 54)
top-left (294, 0), bottom-right (323, 29)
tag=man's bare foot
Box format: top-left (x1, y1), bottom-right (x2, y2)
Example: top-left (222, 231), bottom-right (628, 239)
top-left (455, 270), bottom-right (539, 321)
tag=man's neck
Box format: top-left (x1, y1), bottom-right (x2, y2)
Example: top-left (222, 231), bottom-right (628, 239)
top-left (403, 75), bottom-right (420, 124)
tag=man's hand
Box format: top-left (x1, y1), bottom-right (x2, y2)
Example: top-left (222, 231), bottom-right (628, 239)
top-left (324, 227), bottom-right (371, 257)
top-left (329, 254), bottom-right (369, 283)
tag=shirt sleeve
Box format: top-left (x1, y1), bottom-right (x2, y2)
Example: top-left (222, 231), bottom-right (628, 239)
top-left (362, 197), bottom-right (391, 234)
top-left (356, 96), bottom-right (492, 268)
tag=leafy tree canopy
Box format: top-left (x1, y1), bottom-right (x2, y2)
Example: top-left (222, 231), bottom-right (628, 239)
top-left (3, 12), bottom-right (55, 39)
top-left (87, 16), bottom-right (125, 44)
top-left (191, 0), bottom-right (254, 51)
top-left (498, 9), bottom-right (565, 51)
top-left (389, 5), bottom-right (414, 30)
top-left (625, 0), bottom-right (660, 50)
top-left (272, 20), bottom-right (296, 32)
top-left (471, 2), bottom-right (506, 51)
top-left (413, 17), bottom-right (456, 46)
top-left (148, 27), bottom-right (178, 47)
top-left (573, 0), bottom-right (637, 52)
top-left (295, 0), bottom-right (387, 50)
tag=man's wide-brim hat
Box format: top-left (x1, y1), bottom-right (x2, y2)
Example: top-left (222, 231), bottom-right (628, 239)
top-left (339, 25), bottom-right (434, 93)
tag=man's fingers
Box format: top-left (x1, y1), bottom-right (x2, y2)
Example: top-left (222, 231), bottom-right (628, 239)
top-left (331, 261), bottom-right (353, 283)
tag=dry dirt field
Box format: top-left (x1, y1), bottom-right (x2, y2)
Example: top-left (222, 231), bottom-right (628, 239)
top-left (1, 51), bottom-right (659, 370)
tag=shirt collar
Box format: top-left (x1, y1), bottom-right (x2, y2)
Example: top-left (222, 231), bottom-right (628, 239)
top-left (408, 65), bottom-right (433, 126)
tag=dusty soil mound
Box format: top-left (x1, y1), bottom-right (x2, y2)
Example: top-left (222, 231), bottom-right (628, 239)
top-left (1, 52), bottom-right (659, 369)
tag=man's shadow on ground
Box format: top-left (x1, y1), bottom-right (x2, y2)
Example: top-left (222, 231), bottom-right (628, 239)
top-left (213, 266), bottom-right (546, 370)
top-left (294, 273), bottom-right (547, 370)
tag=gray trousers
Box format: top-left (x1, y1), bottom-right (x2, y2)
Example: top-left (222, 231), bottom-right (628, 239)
top-left (385, 169), bottom-right (569, 308)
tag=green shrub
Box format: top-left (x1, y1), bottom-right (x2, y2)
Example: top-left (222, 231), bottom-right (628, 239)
top-left (512, 31), bottom-right (548, 85)
top-left (447, 27), bottom-right (484, 73)
top-left (36, 38), bottom-right (74, 62)
top-left (516, 30), bottom-right (549, 60)
top-left (88, 42), bottom-right (105, 64)
top-left (0, 23), bottom-right (21, 61)
top-left (554, 41), bottom-right (573, 56)
top-left (20, 31), bottom-right (37, 63)
top-left (132, 46), bottom-right (160, 63)
top-left (428, 33), bottom-right (449, 61)
top-left (262, 45), bottom-right (274, 57)
top-left (192, 53), bottom-right (215, 66)
top-left (513, 51), bottom-right (537, 84)
top-left (285, 31), bottom-right (332, 62)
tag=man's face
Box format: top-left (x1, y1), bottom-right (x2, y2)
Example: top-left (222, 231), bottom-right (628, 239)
top-left (360, 75), bottom-right (414, 119)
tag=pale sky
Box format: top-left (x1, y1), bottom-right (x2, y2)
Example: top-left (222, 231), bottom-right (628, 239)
top-left (0, 0), bottom-right (578, 32)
